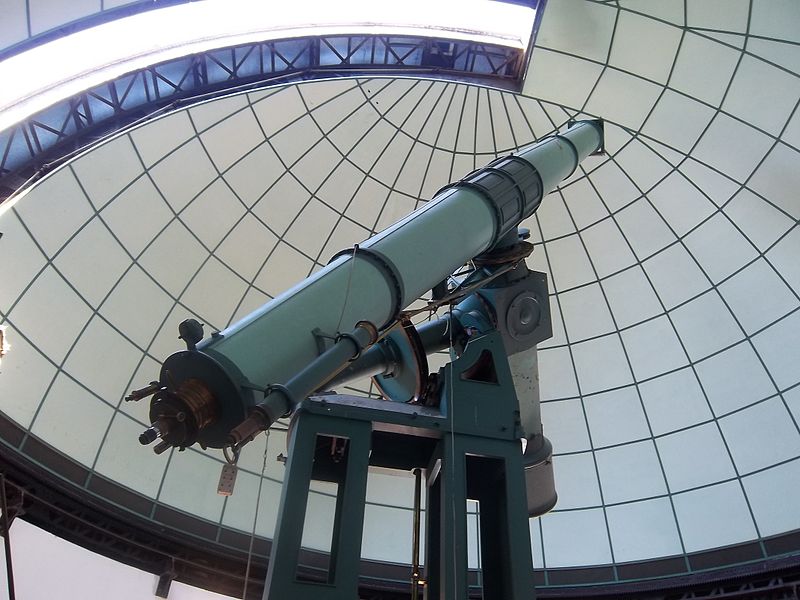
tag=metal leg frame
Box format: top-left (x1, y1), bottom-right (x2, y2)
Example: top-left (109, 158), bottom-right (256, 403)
top-left (425, 434), bottom-right (535, 600)
top-left (263, 413), bottom-right (371, 600)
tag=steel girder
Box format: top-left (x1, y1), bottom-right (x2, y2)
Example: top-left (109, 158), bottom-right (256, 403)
top-left (0, 35), bottom-right (523, 201)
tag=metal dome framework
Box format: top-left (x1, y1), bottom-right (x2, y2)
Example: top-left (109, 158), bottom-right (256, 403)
top-left (0, 35), bottom-right (527, 200)
top-left (1, 1), bottom-right (799, 599)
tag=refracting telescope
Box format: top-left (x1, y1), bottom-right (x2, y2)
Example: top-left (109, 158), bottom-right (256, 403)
top-left (127, 120), bottom-right (604, 600)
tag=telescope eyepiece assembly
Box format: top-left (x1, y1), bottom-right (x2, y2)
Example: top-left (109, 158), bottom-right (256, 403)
top-left (146, 378), bottom-right (218, 452)
top-left (131, 376), bottom-right (219, 453)
top-left (129, 319), bottom-right (242, 452)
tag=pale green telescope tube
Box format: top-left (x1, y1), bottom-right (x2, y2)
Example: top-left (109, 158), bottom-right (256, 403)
top-left (137, 121), bottom-right (602, 452)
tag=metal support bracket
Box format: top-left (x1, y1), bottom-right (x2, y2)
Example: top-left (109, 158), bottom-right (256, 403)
top-left (263, 331), bottom-right (538, 600)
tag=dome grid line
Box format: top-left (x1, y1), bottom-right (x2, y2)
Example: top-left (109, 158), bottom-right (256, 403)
top-left (3, 75), bottom-right (796, 552)
top-left (534, 202), bottom-right (634, 574)
top-left (550, 181), bottom-right (691, 568)
top-left (410, 83), bottom-right (459, 211)
top-left (1, 74), bottom-right (800, 552)
top-left (350, 79), bottom-right (439, 234)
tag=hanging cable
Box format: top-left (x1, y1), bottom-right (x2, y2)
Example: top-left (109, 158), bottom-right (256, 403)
top-left (242, 431), bottom-right (270, 600)
top-left (335, 244), bottom-right (359, 336)
top-left (447, 300), bottom-right (459, 597)
top-left (1, 473), bottom-right (17, 600)
top-left (399, 258), bottom-right (522, 321)
top-left (411, 468), bottom-right (422, 600)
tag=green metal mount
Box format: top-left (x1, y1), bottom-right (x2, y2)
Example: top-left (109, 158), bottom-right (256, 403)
top-left (264, 331), bottom-right (536, 600)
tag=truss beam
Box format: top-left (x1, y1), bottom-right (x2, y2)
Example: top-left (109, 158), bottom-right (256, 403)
top-left (0, 35), bottom-right (523, 202)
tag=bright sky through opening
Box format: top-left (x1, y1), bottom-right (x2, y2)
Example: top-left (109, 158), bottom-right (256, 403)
top-left (0, 0), bottom-right (536, 132)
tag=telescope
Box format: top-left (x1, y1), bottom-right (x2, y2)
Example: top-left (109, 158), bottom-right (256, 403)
top-left (127, 120), bottom-right (603, 600)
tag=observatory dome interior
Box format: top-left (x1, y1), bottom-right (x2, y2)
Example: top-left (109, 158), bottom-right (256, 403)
top-left (0, 1), bottom-right (799, 598)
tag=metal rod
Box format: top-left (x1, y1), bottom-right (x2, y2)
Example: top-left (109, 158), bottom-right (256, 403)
top-left (411, 467), bottom-right (422, 600)
top-left (228, 321), bottom-right (379, 447)
top-left (1, 474), bottom-right (17, 600)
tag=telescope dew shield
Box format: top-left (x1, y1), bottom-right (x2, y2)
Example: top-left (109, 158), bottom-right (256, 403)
top-left (135, 121), bottom-right (603, 451)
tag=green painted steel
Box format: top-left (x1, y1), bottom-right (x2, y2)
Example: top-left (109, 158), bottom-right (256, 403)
top-left (267, 330), bottom-right (538, 599)
top-left (264, 413), bottom-right (372, 600)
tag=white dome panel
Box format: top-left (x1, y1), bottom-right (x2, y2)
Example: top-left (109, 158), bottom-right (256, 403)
top-left (675, 481), bottom-right (756, 552)
top-left (1, 0), bottom-right (799, 587)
